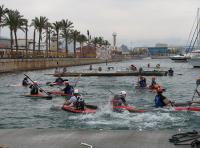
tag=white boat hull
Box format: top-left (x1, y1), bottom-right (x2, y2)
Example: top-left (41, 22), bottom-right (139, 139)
top-left (188, 57), bottom-right (200, 67)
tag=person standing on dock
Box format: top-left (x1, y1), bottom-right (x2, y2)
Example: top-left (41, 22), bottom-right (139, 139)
top-left (62, 81), bottom-right (74, 99)
top-left (154, 88), bottom-right (171, 108)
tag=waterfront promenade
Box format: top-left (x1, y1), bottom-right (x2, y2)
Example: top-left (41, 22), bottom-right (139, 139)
top-left (0, 58), bottom-right (118, 73)
top-left (0, 129), bottom-right (187, 148)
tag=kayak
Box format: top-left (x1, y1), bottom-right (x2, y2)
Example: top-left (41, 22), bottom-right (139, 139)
top-left (62, 105), bottom-right (96, 113)
top-left (135, 86), bottom-right (165, 93)
top-left (113, 106), bottom-right (145, 113)
top-left (46, 82), bottom-right (64, 86)
top-left (22, 94), bottom-right (53, 100)
top-left (48, 91), bottom-right (71, 96)
top-left (174, 106), bottom-right (200, 112)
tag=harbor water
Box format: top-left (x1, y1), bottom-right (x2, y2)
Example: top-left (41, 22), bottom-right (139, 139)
top-left (0, 59), bottom-right (200, 131)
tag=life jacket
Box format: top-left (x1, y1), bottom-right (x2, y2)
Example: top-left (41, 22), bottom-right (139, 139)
top-left (30, 85), bottom-right (39, 94)
top-left (55, 78), bottom-right (64, 83)
top-left (75, 96), bottom-right (85, 110)
top-left (139, 79), bottom-right (146, 88)
top-left (112, 95), bottom-right (125, 106)
top-left (63, 85), bottom-right (73, 94)
top-left (168, 70), bottom-right (174, 76)
top-left (154, 94), bottom-right (165, 108)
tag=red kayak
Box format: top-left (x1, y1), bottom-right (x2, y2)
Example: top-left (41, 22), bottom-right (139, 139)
top-left (174, 106), bottom-right (200, 112)
top-left (22, 94), bottom-right (52, 100)
top-left (62, 105), bottom-right (96, 113)
top-left (113, 106), bottom-right (145, 113)
top-left (48, 91), bottom-right (71, 96)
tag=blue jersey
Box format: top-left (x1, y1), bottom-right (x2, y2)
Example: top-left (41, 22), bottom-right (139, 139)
top-left (63, 85), bottom-right (74, 94)
top-left (154, 94), bottom-right (165, 108)
top-left (139, 79), bottom-right (147, 88)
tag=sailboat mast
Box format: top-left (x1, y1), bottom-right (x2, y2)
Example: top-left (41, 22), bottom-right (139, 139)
top-left (197, 8), bottom-right (200, 48)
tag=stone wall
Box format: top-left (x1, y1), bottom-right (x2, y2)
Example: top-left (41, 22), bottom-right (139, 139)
top-left (0, 58), bottom-right (109, 73)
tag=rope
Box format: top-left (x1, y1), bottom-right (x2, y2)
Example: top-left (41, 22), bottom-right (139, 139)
top-left (169, 130), bottom-right (200, 147)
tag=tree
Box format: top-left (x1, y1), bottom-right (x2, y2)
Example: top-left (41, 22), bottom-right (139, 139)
top-left (77, 34), bottom-right (87, 57)
top-left (31, 16), bottom-right (48, 51)
top-left (0, 5), bottom-right (8, 37)
top-left (52, 21), bottom-right (62, 57)
top-left (71, 30), bottom-right (80, 57)
top-left (24, 19), bottom-right (28, 58)
top-left (92, 37), bottom-right (99, 48)
top-left (3, 9), bottom-right (26, 54)
top-left (44, 22), bottom-right (52, 57)
top-left (61, 19), bottom-right (73, 56)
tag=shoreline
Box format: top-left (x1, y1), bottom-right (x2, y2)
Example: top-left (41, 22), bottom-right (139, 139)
top-left (0, 128), bottom-right (184, 148)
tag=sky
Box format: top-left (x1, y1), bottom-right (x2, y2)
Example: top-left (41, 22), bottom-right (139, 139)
top-left (1, 0), bottom-right (200, 47)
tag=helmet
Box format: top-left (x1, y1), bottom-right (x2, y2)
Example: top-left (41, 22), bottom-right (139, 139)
top-left (157, 88), bottom-right (163, 93)
top-left (64, 81), bottom-right (69, 84)
top-left (74, 89), bottom-right (79, 94)
top-left (120, 91), bottom-right (126, 95)
top-left (33, 81), bottom-right (37, 84)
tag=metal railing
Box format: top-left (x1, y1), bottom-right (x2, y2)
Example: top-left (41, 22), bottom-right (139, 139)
top-left (0, 49), bottom-right (74, 59)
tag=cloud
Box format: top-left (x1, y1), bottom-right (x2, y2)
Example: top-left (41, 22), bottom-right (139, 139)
top-left (1, 0), bottom-right (200, 46)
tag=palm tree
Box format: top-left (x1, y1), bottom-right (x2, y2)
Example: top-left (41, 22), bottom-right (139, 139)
top-left (87, 30), bottom-right (90, 43)
top-left (31, 16), bottom-right (48, 51)
top-left (61, 19), bottom-right (73, 56)
top-left (92, 37), bottom-right (99, 48)
top-left (0, 5), bottom-right (8, 37)
top-left (52, 21), bottom-right (62, 57)
top-left (77, 34), bottom-right (87, 57)
top-left (24, 19), bottom-right (28, 58)
top-left (103, 40), bottom-right (110, 47)
top-left (44, 22), bottom-right (52, 57)
top-left (3, 10), bottom-right (26, 54)
top-left (71, 30), bottom-right (80, 57)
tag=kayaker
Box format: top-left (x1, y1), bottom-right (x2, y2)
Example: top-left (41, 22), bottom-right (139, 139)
top-left (29, 81), bottom-right (42, 95)
top-left (54, 67), bottom-right (59, 74)
top-left (168, 68), bottom-right (174, 76)
top-left (130, 64), bottom-right (137, 71)
top-left (62, 67), bottom-right (67, 73)
top-left (156, 64), bottom-right (160, 69)
top-left (64, 89), bottom-right (85, 110)
top-left (154, 88), bottom-right (171, 108)
top-left (62, 81), bottom-right (74, 99)
top-left (22, 77), bottom-right (30, 86)
top-left (137, 76), bottom-right (147, 88)
top-left (54, 77), bottom-right (64, 83)
top-left (149, 77), bottom-right (159, 89)
top-left (112, 91), bottom-right (128, 107)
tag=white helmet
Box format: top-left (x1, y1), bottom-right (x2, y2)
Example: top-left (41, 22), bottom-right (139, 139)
top-left (74, 89), bottom-right (79, 94)
top-left (33, 81), bottom-right (37, 84)
top-left (120, 91), bottom-right (126, 95)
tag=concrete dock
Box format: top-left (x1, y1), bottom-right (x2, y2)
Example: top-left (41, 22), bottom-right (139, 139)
top-left (0, 129), bottom-right (189, 148)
